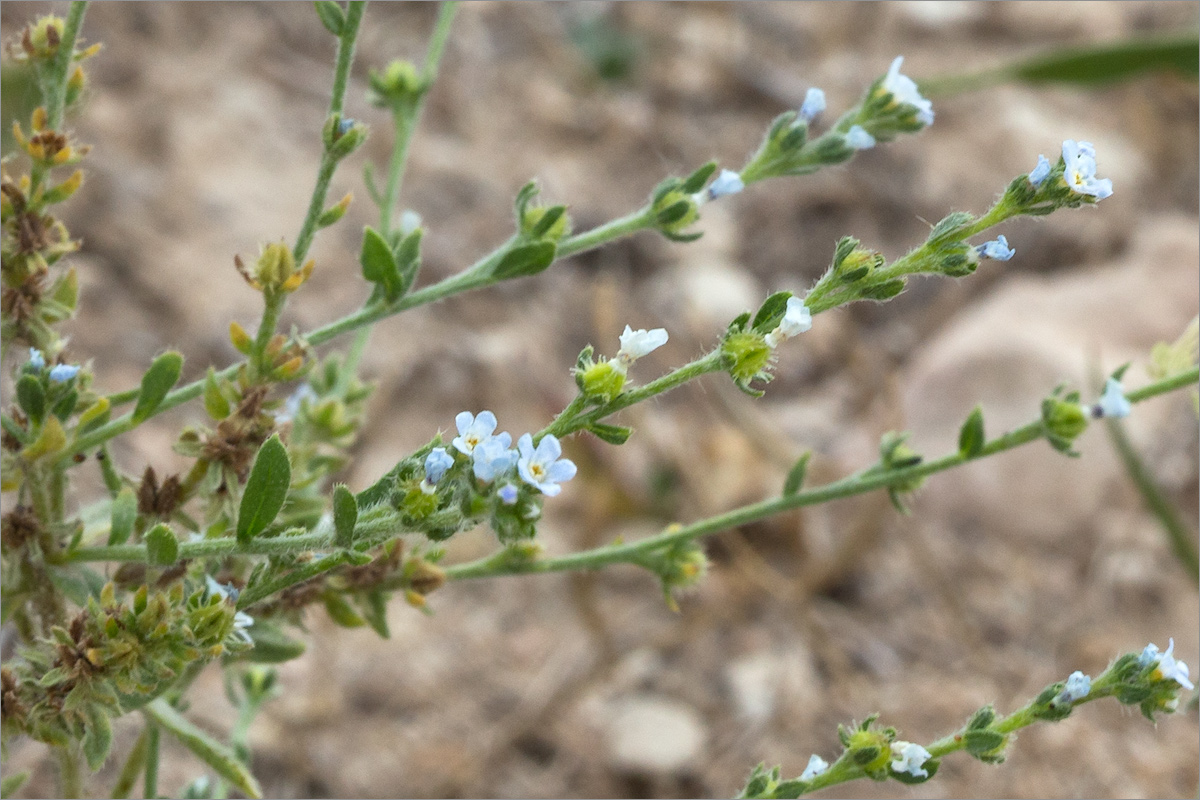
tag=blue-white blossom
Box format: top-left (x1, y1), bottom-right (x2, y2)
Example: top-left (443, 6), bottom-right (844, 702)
top-left (231, 610), bottom-right (255, 645)
top-left (424, 447), bottom-right (454, 484)
top-left (1095, 378), bottom-right (1131, 419)
top-left (1143, 638), bottom-right (1195, 691)
top-left (278, 383), bottom-right (318, 424)
top-left (337, 117), bottom-right (356, 136)
top-left (517, 433), bottom-right (577, 496)
top-left (799, 87), bottom-right (826, 122)
top-left (28, 348), bottom-right (45, 370)
top-left (1056, 670), bottom-right (1092, 705)
top-left (890, 741), bottom-right (932, 779)
top-left (845, 125), bottom-right (875, 150)
top-left (453, 410), bottom-right (499, 455)
top-left (48, 364), bottom-right (79, 383)
top-left (764, 296), bottom-right (813, 348)
top-left (799, 754), bottom-right (828, 782)
top-left (1062, 139), bottom-right (1112, 200)
top-left (707, 169), bottom-right (745, 200)
top-left (472, 433), bottom-right (518, 482)
top-left (498, 483), bottom-right (519, 505)
top-left (881, 56), bottom-right (934, 126)
top-left (976, 235), bottom-right (1015, 262)
top-left (1028, 154), bottom-right (1051, 187)
top-left (616, 325), bottom-right (669, 365)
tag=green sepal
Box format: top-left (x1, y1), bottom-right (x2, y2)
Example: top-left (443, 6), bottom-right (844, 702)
top-left (16, 375), bottom-right (45, 425)
top-left (108, 487), bottom-right (138, 546)
top-left (82, 705), bottom-right (114, 770)
top-left (528, 205), bottom-right (567, 239)
top-left (890, 758), bottom-right (939, 784)
top-left (751, 291), bottom-right (794, 334)
top-left (324, 591), bottom-right (366, 627)
top-left (313, 0), bottom-right (345, 36)
top-left (957, 405), bottom-right (986, 457)
top-left (360, 225), bottom-right (403, 301)
top-left (966, 704), bottom-right (996, 730)
top-left (131, 351), bottom-right (184, 425)
top-left (237, 435), bottom-right (291, 544)
top-left (782, 451), bottom-right (811, 496)
top-left (514, 180), bottom-right (540, 223)
top-left (963, 729), bottom-right (1007, 758)
top-left (587, 423), bottom-right (632, 445)
top-left (203, 367), bottom-right (231, 420)
top-left (395, 227), bottom-right (423, 293)
top-left (927, 211), bottom-right (974, 245)
top-left (681, 160), bottom-right (719, 194)
top-left (145, 523), bottom-right (179, 566)
top-left (493, 241), bottom-right (557, 280)
top-left (332, 483), bottom-right (358, 548)
top-left (1110, 362), bottom-right (1132, 382)
top-left (857, 278), bottom-right (906, 301)
top-left (50, 388), bottom-right (78, 421)
top-left (660, 229), bottom-right (704, 244)
top-left (651, 175), bottom-right (682, 205)
top-left (359, 588), bottom-right (390, 638)
top-left (654, 199), bottom-right (693, 226)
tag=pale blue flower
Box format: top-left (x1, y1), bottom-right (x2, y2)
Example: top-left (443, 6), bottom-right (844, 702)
top-left (707, 169), bottom-right (745, 200)
top-left (1096, 378), bottom-right (1131, 419)
top-left (1062, 139), bottom-right (1112, 200)
top-left (49, 364), bottom-right (79, 383)
top-left (799, 87), bottom-right (826, 122)
top-left (1139, 642), bottom-right (1160, 668)
top-left (517, 433), bottom-right (577, 496)
top-left (765, 296), bottom-right (813, 348)
top-left (28, 348), bottom-right (45, 370)
top-left (1056, 670), bottom-right (1092, 704)
top-left (278, 383), bottom-right (318, 424)
top-left (337, 117), bottom-right (355, 136)
top-left (976, 235), bottom-right (1015, 261)
top-left (617, 325), bottom-right (669, 364)
top-left (424, 447), bottom-right (454, 484)
top-left (1028, 154), bottom-right (1051, 187)
top-left (845, 125), bottom-right (875, 150)
top-left (453, 410), bottom-right (499, 456)
top-left (231, 610), bottom-right (255, 645)
top-left (799, 754), bottom-right (828, 782)
top-left (1156, 638), bottom-right (1194, 691)
top-left (890, 741), bottom-right (932, 779)
top-left (472, 433), bottom-right (517, 482)
top-left (882, 56), bottom-right (934, 126)
top-left (498, 483), bottom-right (519, 505)
top-left (206, 575), bottom-right (240, 603)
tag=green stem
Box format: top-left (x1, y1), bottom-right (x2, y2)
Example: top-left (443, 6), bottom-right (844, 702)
top-left (556, 207), bottom-right (657, 259)
top-left (44, 2), bottom-right (89, 130)
top-left (110, 725), bottom-right (149, 799)
top-left (235, 550), bottom-right (355, 610)
top-left (1105, 415), bottom-right (1199, 583)
top-left (250, 292), bottom-right (285, 377)
top-left (55, 743), bottom-right (83, 799)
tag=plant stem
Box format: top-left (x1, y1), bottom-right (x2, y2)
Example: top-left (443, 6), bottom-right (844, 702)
top-left (110, 725), bottom-right (150, 799)
top-left (55, 743), bottom-right (83, 799)
top-left (29, 1), bottom-right (88, 197)
top-left (556, 207), bottom-right (656, 259)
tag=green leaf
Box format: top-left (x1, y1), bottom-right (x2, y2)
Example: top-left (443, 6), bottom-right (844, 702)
top-left (492, 241), bottom-right (557, 280)
top-left (857, 278), bottom-right (906, 301)
top-left (237, 435), bottom-right (291, 544)
top-left (681, 160), bottom-right (719, 194)
top-left (131, 352), bottom-right (184, 425)
top-left (313, 1), bottom-right (345, 36)
top-left (82, 705), bottom-right (114, 770)
top-left (751, 291), bottom-right (793, 334)
top-left (145, 523), bottom-right (179, 566)
top-left (16, 375), bottom-right (45, 425)
top-left (586, 423), bottom-right (632, 445)
top-left (109, 487), bottom-right (138, 545)
top-left (332, 483), bottom-right (358, 548)
top-left (144, 698), bottom-right (264, 799)
top-left (360, 588), bottom-right (390, 638)
top-left (241, 621), bottom-right (308, 664)
top-left (528, 204), bottom-right (566, 238)
top-left (963, 728), bottom-right (1007, 757)
top-left (323, 591), bottom-right (366, 628)
top-left (782, 451), bottom-right (811, 497)
top-left (1, 771), bottom-right (30, 798)
top-left (360, 225), bottom-right (403, 300)
top-left (395, 227), bottom-right (423, 292)
top-left (958, 405), bottom-right (986, 457)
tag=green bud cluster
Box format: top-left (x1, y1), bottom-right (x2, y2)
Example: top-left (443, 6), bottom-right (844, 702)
top-left (647, 161), bottom-right (716, 242)
top-left (367, 59), bottom-right (426, 112)
top-left (1041, 386), bottom-right (1088, 456)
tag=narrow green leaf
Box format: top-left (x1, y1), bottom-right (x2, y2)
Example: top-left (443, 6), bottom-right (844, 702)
top-left (395, 227), bottom-right (423, 293)
top-left (242, 621), bottom-right (308, 664)
top-left (586, 423), bottom-right (632, 445)
top-left (16, 375), bottom-right (45, 425)
top-left (323, 591), bottom-right (366, 628)
top-left (237, 435), bottom-right (291, 544)
top-left (143, 698), bottom-right (263, 800)
top-left (145, 523), bottom-right (179, 566)
top-left (203, 367), bottom-right (231, 420)
top-left (360, 588), bottom-right (390, 638)
top-left (751, 291), bottom-right (793, 334)
top-left (1, 771), bottom-right (30, 797)
top-left (782, 451), bottom-right (812, 497)
top-left (313, 0), bottom-right (345, 36)
top-left (681, 160), bottom-right (719, 194)
top-left (332, 483), bottom-right (358, 548)
top-left (858, 278), bottom-right (906, 301)
top-left (958, 405), bottom-right (986, 457)
top-left (109, 487), bottom-right (138, 546)
top-left (82, 705), bottom-right (114, 770)
top-left (360, 225), bottom-right (402, 300)
top-left (492, 241), bottom-right (557, 280)
top-left (131, 352), bottom-right (184, 425)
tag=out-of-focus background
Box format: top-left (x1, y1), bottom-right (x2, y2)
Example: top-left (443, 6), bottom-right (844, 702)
top-left (3, 2), bottom-right (1198, 797)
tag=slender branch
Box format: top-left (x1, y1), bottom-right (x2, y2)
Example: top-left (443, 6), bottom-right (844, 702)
top-left (44, 2), bottom-right (89, 130)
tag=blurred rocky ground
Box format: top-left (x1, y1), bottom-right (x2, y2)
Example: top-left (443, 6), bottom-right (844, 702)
top-left (2, 2), bottom-right (1198, 797)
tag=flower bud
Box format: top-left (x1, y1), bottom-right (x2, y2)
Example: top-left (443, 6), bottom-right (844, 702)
top-left (722, 331), bottom-right (773, 385)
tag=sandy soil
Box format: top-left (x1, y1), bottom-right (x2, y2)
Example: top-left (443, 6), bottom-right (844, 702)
top-left (3, 2), bottom-right (1198, 798)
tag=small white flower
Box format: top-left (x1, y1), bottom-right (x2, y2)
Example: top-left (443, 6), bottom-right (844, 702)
top-left (1062, 139), bottom-right (1112, 200)
top-left (1157, 638), bottom-right (1195, 691)
top-left (616, 325), bottom-right (669, 365)
top-left (472, 434), bottom-right (517, 482)
top-left (1056, 670), bottom-right (1092, 704)
top-left (764, 296), bottom-right (813, 348)
top-left (845, 124), bottom-right (876, 150)
top-left (707, 169), bottom-right (745, 200)
top-left (424, 447), bottom-right (454, 484)
top-left (890, 741), bottom-right (932, 779)
top-left (799, 754), bottom-right (828, 782)
top-left (453, 410), bottom-right (499, 455)
top-left (798, 87), bottom-right (826, 122)
top-left (1095, 378), bottom-right (1131, 419)
top-left (231, 611), bottom-right (255, 645)
top-left (881, 56), bottom-right (934, 126)
top-left (1028, 154), bottom-right (1051, 187)
top-left (517, 433), bottom-right (577, 497)
top-left (28, 348), bottom-right (45, 370)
